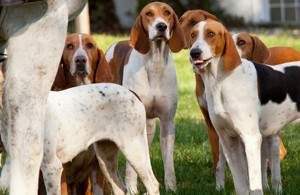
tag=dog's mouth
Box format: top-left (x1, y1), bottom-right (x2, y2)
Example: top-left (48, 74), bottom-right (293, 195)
top-left (191, 57), bottom-right (212, 68)
top-left (151, 33), bottom-right (168, 41)
top-left (74, 71), bottom-right (88, 76)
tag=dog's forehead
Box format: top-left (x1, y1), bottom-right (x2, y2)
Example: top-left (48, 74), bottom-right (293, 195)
top-left (141, 2), bottom-right (173, 18)
top-left (203, 20), bottom-right (224, 34)
top-left (237, 32), bottom-right (253, 43)
top-left (65, 34), bottom-right (80, 46)
top-left (81, 33), bottom-right (97, 45)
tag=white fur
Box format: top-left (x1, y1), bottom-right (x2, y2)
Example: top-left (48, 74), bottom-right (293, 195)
top-left (232, 34), bottom-right (243, 57)
top-left (191, 21), bottom-right (300, 194)
top-left (0, 1), bottom-right (87, 194)
top-left (148, 17), bottom-right (170, 40)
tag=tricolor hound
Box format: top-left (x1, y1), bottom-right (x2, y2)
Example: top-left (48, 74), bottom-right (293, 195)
top-left (105, 2), bottom-right (186, 192)
top-left (188, 19), bottom-right (300, 194)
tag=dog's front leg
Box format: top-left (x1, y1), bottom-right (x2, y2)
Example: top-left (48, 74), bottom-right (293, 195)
top-left (242, 132), bottom-right (263, 194)
top-left (0, 154), bottom-right (10, 190)
top-left (3, 3), bottom-right (69, 194)
top-left (216, 140), bottom-right (226, 190)
top-left (218, 131), bottom-right (249, 195)
top-left (160, 119), bottom-right (176, 192)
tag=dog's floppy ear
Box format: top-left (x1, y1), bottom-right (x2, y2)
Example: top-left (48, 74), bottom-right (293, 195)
top-left (201, 10), bottom-right (220, 22)
top-left (53, 61), bottom-right (67, 89)
top-left (94, 48), bottom-right (114, 83)
top-left (129, 15), bottom-right (150, 54)
top-left (251, 35), bottom-right (270, 63)
top-left (223, 31), bottom-right (242, 72)
top-left (169, 12), bottom-right (186, 53)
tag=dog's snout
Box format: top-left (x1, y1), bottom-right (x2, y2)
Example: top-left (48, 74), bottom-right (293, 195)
top-left (190, 48), bottom-right (202, 59)
top-left (75, 55), bottom-right (87, 65)
top-left (156, 22), bottom-right (167, 32)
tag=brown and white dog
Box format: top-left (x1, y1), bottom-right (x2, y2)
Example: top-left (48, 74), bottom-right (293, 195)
top-left (188, 19), bottom-right (300, 194)
top-left (180, 10), bottom-right (289, 183)
top-left (105, 2), bottom-right (186, 193)
top-left (53, 33), bottom-right (113, 195)
top-left (53, 33), bottom-right (114, 90)
top-left (179, 9), bottom-right (221, 176)
top-left (233, 32), bottom-right (300, 65)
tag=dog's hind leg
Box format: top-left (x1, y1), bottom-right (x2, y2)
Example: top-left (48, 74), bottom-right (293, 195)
top-left (269, 134), bottom-right (281, 192)
top-left (159, 119), bottom-right (176, 192)
top-left (121, 129), bottom-right (159, 195)
top-left (93, 140), bottom-right (126, 195)
top-left (40, 155), bottom-right (64, 195)
top-left (261, 137), bottom-right (270, 190)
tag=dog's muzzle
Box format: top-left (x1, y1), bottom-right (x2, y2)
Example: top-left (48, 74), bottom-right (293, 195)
top-left (152, 22), bottom-right (168, 40)
top-left (190, 48), bottom-right (211, 67)
top-left (74, 55), bottom-right (88, 75)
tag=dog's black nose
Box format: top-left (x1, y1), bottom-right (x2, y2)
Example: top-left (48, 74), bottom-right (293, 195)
top-left (190, 48), bottom-right (202, 59)
top-left (75, 55), bottom-right (87, 72)
top-left (156, 22), bottom-right (167, 32)
top-left (75, 55), bottom-right (87, 65)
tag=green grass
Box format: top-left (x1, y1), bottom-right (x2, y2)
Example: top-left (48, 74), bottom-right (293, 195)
top-left (1, 32), bottom-right (300, 194)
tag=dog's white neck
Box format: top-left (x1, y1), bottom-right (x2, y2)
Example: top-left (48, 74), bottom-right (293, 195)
top-left (143, 39), bottom-right (170, 84)
top-left (201, 56), bottom-right (224, 81)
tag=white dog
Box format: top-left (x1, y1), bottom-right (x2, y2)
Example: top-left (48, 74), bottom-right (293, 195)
top-left (2, 83), bottom-right (160, 194)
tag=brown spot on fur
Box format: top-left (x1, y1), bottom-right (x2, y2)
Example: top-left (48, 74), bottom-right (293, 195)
top-left (107, 40), bottom-right (133, 85)
top-left (47, 182), bottom-right (53, 188)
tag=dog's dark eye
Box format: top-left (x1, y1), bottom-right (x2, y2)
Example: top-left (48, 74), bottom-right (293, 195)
top-left (146, 12), bottom-right (153, 17)
top-left (164, 10), bottom-right (170, 16)
top-left (238, 40), bottom-right (246, 46)
top-left (191, 33), bottom-right (195, 39)
top-left (67, 44), bottom-right (74, 50)
top-left (86, 43), bottom-right (94, 48)
top-left (190, 20), bottom-right (197, 26)
top-left (207, 32), bottom-right (215, 38)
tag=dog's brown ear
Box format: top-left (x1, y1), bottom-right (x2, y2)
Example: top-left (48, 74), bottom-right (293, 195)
top-left (201, 10), bottom-right (220, 22)
top-left (53, 61), bottom-right (67, 89)
top-left (223, 31), bottom-right (242, 72)
top-left (251, 36), bottom-right (270, 63)
top-left (94, 48), bottom-right (114, 83)
top-left (129, 15), bottom-right (150, 54)
top-left (169, 12), bottom-right (186, 53)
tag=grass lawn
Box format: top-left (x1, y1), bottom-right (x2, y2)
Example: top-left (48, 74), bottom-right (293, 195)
top-left (1, 31), bottom-right (300, 194)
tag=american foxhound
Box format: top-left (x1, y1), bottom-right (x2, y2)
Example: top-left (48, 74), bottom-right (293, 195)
top-left (105, 2), bottom-right (186, 193)
top-left (53, 33), bottom-right (113, 194)
top-left (188, 19), bottom-right (300, 194)
top-left (179, 10), bottom-right (221, 176)
top-left (0, 1), bottom-right (87, 194)
top-left (41, 83), bottom-right (159, 195)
